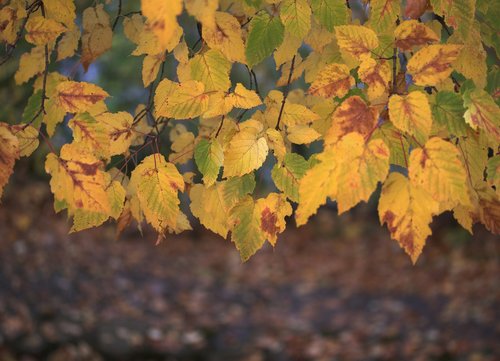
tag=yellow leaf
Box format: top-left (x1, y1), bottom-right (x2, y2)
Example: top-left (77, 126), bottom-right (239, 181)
top-left (358, 57), bottom-right (391, 100)
top-left (154, 79), bottom-right (210, 119)
top-left (407, 44), bottom-right (462, 86)
top-left (57, 27), bottom-right (80, 61)
top-left (388, 91), bottom-right (433, 143)
top-left (14, 46), bottom-right (45, 85)
top-left (487, 155), bottom-right (500, 193)
top-left (10, 125), bottom-right (39, 157)
top-left (228, 192), bottom-right (291, 261)
top-left (25, 16), bottom-right (66, 45)
top-left (201, 91), bottom-right (234, 118)
top-left (255, 193), bottom-right (292, 246)
top-left (0, 2), bottom-right (27, 44)
top-left (141, 0), bottom-right (183, 49)
top-left (463, 89), bottom-right (500, 143)
top-left (142, 53), bottom-right (165, 87)
top-left (189, 49), bottom-right (231, 91)
top-left (223, 119), bottom-right (269, 177)
top-left (394, 20), bottom-right (440, 50)
top-left (280, 0), bottom-right (312, 39)
top-left (34, 72), bottom-right (68, 135)
top-left (477, 186), bottom-right (500, 235)
top-left (310, 98), bottom-right (337, 136)
top-left (169, 132), bottom-right (195, 165)
top-left (229, 83), bottom-right (262, 109)
top-left (450, 25), bottom-right (487, 89)
top-left (287, 125), bottom-right (321, 144)
top-left (372, 123), bottom-right (411, 167)
top-left (378, 172), bottom-right (439, 264)
top-left (296, 132), bottom-right (389, 223)
top-left (409, 137), bottom-right (471, 209)
top-left (295, 146), bottom-right (338, 226)
top-left (44, 0), bottom-right (76, 28)
top-left (189, 175), bottom-right (255, 238)
top-left (0, 123), bottom-right (20, 199)
top-left (56, 81), bottom-right (109, 113)
top-left (166, 211), bottom-right (192, 234)
top-left (203, 11), bottom-right (246, 63)
top-left (173, 41), bottom-right (188, 66)
top-left (123, 14), bottom-right (145, 44)
top-left (81, 5), bottom-right (112, 70)
top-left (275, 33), bottom-right (302, 68)
top-left (69, 112), bottom-right (110, 159)
top-left (335, 134), bottom-right (390, 213)
top-left (325, 96), bottom-right (378, 145)
top-left (304, 20), bottom-right (336, 52)
top-left (95, 111), bottom-right (135, 157)
top-left (185, 0), bottom-right (218, 28)
top-left (129, 153), bottom-right (184, 233)
top-left (334, 25), bottom-right (379, 60)
top-left (265, 91), bottom-right (320, 127)
top-left (309, 63), bottom-right (355, 99)
top-left (45, 143), bottom-right (110, 214)
top-left (71, 177), bottom-right (126, 232)
top-left (265, 128), bottom-right (287, 163)
top-left (457, 131), bottom-right (488, 188)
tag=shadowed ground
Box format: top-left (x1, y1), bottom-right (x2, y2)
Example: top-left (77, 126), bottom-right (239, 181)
top-left (0, 183), bottom-right (498, 361)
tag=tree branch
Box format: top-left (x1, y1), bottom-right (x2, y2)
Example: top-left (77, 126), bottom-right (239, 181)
top-left (112, 0), bottom-right (122, 30)
top-left (275, 55), bottom-right (296, 131)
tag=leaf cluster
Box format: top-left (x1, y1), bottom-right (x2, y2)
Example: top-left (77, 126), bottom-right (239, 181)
top-left (0, 0), bottom-right (499, 263)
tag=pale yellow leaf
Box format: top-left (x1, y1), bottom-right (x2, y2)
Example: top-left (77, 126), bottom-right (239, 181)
top-left (379, 172), bottom-right (439, 264)
top-left (223, 119), bottom-right (269, 177)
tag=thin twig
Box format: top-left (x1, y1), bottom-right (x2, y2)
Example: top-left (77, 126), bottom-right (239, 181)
top-left (215, 115), bottom-right (225, 138)
top-left (245, 65), bottom-right (253, 90)
top-left (275, 55), bottom-right (296, 130)
top-left (112, 0), bottom-right (122, 30)
top-left (251, 70), bottom-right (259, 94)
top-left (434, 14), bottom-right (452, 36)
top-left (391, 47), bottom-right (398, 94)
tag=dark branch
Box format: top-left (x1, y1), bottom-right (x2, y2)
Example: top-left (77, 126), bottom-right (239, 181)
top-left (275, 55), bottom-right (296, 131)
top-left (112, 0), bottom-right (122, 30)
top-left (215, 115), bottom-right (225, 138)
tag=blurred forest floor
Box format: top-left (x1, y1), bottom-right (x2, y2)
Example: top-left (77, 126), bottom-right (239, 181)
top-left (0, 181), bottom-right (498, 361)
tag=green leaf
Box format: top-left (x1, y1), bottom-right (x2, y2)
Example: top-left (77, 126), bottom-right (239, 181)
top-left (463, 89), bottom-right (500, 143)
top-left (271, 153), bottom-right (309, 202)
top-left (229, 196), bottom-right (266, 261)
top-left (245, 13), bottom-right (284, 68)
top-left (22, 90), bottom-right (43, 128)
top-left (194, 138), bottom-right (223, 186)
top-left (190, 49), bottom-right (231, 92)
top-left (280, 0), bottom-right (312, 39)
top-left (311, 0), bottom-right (349, 32)
top-left (244, 0), bottom-right (262, 8)
top-left (431, 91), bottom-right (468, 136)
